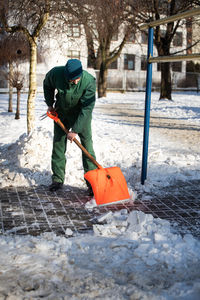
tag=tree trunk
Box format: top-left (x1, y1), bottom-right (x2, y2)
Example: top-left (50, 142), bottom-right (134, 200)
top-left (27, 40), bottom-right (37, 134)
top-left (8, 62), bottom-right (13, 112)
top-left (98, 63), bottom-right (108, 98)
top-left (160, 62), bottom-right (172, 100)
top-left (156, 42), bottom-right (172, 100)
top-left (15, 88), bottom-right (20, 119)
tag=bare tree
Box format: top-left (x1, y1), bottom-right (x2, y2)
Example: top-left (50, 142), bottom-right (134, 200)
top-left (0, 0), bottom-right (50, 133)
top-left (129, 0), bottom-right (200, 100)
top-left (0, 32), bottom-right (29, 112)
top-left (61, 0), bottom-right (135, 97)
top-left (9, 68), bottom-right (24, 119)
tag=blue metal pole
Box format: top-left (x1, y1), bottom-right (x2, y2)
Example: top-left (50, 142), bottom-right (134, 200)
top-left (141, 27), bottom-right (154, 185)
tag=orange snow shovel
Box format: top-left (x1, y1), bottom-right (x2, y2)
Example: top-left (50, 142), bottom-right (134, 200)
top-left (47, 111), bottom-right (130, 206)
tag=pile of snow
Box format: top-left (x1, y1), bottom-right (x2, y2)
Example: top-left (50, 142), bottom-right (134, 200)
top-left (0, 210), bottom-right (200, 299)
top-left (0, 129), bottom-right (53, 187)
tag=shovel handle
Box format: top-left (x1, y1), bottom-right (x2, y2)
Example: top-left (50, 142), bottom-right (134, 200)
top-left (47, 111), bottom-right (102, 169)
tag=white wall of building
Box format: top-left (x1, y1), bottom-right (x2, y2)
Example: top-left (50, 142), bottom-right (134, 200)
top-left (36, 24), bottom-right (187, 92)
top-left (0, 23), bottom-right (188, 92)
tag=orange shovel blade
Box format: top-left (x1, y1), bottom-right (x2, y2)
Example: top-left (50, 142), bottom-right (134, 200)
top-left (84, 167), bottom-right (130, 206)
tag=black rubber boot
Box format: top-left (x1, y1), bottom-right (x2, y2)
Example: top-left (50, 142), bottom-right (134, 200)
top-left (85, 180), bottom-right (94, 196)
top-left (49, 182), bottom-right (63, 192)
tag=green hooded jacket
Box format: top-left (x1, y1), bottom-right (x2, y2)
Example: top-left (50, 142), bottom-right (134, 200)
top-left (43, 67), bottom-right (96, 133)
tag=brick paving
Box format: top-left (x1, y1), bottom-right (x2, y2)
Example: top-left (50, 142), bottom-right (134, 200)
top-left (0, 180), bottom-right (199, 238)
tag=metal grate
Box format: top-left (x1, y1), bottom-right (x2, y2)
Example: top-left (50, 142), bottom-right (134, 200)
top-left (0, 180), bottom-right (199, 238)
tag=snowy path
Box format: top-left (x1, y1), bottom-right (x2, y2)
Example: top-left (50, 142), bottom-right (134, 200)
top-left (94, 102), bottom-right (200, 153)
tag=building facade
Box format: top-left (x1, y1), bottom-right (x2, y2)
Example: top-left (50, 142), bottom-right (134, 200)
top-left (0, 22), bottom-right (190, 92)
top-left (36, 23), bottom-right (188, 92)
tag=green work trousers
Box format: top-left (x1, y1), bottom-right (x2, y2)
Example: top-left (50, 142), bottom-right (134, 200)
top-left (51, 121), bottom-right (96, 183)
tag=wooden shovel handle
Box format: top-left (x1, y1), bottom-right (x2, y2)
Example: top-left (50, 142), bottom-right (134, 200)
top-left (56, 118), bottom-right (102, 169)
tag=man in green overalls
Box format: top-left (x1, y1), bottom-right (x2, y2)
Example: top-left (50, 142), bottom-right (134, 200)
top-left (43, 59), bottom-right (97, 193)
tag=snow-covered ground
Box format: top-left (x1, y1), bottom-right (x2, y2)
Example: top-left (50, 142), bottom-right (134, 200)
top-left (0, 91), bottom-right (200, 299)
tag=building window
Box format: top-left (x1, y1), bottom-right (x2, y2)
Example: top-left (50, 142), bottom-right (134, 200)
top-left (68, 24), bottom-right (80, 38)
top-left (108, 59), bottom-right (118, 69)
top-left (124, 54), bottom-right (135, 70)
top-left (171, 61), bottom-right (182, 72)
top-left (141, 55), bottom-right (147, 70)
top-left (173, 32), bottom-right (183, 47)
top-left (68, 50), bottom-right (80, 59)
top-left (126, 32), bottom-right (135, 43)
top-left (157, 62), bottom-right (182, 72)
top-left (141, 31), bottom-right (148, 44)
top-left (112, 31), bottom-right (118, 41)
top-left (160, 29), bottom-right (166, 38)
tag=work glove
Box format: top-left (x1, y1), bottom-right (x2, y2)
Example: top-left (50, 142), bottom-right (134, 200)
top-left (47, 106), bottom-right (56, 113)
